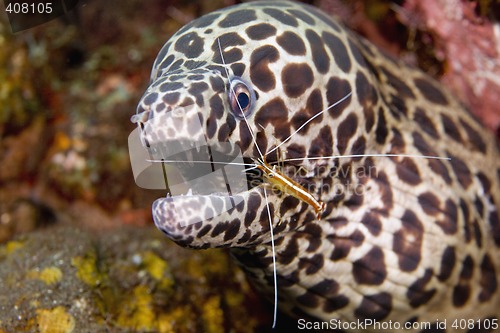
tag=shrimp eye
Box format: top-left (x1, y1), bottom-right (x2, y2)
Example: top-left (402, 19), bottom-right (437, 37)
top-left (229, 78), bottom-right (255, 119)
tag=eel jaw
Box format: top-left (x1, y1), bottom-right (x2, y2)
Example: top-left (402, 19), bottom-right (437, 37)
top-left (152, 185), bottom-right (266, 249)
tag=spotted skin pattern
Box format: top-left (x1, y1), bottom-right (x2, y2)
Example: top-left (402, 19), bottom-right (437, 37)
top-left (134, 1), bottom-right (500, 331)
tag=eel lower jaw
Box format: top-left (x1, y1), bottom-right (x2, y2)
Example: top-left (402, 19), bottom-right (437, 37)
top-left (152, 184), bottom-right (266, 248)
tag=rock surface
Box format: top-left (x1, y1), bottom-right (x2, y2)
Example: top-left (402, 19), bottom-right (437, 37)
top-left (0, 226), bottom-right (278, 333)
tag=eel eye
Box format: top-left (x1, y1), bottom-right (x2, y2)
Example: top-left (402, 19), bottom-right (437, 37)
top-left (229, 78), bottom-right (255, 119)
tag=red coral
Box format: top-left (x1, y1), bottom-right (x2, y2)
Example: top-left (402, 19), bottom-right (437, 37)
top-left (403, 0), bottom-right (500, 132)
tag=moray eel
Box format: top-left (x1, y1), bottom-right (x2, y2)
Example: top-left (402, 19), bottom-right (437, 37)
top-left (132, 1), bottom-right (500, 331)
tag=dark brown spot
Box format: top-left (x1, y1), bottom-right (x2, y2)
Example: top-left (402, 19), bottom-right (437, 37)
top-left (354, 292), bottom-right (392, 320)
top-left (438, 246), bottom-right (456, 281)
top-left (211, 33), bottom-right (246, 56)
top-left (250, 45), bottom-right (280, 92)
top-left (245, 23), bottom-right (277, 40)
top-left (158, 54), bottom-right (175, 71)
top-left (348, 37), bottom-right (367, 67)
top-left (210, 222), bottom-right (229, 238)
top-left (290, 89), bottom-right (323, 135)
top-left (328, 229), bottom-right (364, 261)
top-left (192, 13), bottom-right (220, 29)
top-left (143, 92), bottom-right (158, 106)
top-left (326, 77), bottom-right (352, 118)
top-left (344, 191), bottom-right (364, 210)
top-left (306, 29), bottom-right (329, 74)
top-left (288, 9), bottom-right (315, 24)
top-left (223, 219), bottom-right (241, 242)
top-left (308, 279), bottom-right (350, 312)
top-left (412, 132), bottom-right (452, 184)
top-left (323, 295), bottom-right (350, 313)
top-left (460, 198), bottom-right (470, 226)
top-left (322, 31), bottom-right (351, 72)
top-left (244, 195), bottom-right (261, 227)
top-left (436, 199), bottom-right (458, 234)
top-left (217, 123), bottom-right (231, 142)
top-left (279, 195), bottom-right (300, 219)
top-left (478, 254), bottom-right (497, 302)
top-left (414, 107), bottom-right (439, 139)
top-left (296, 290), bottom-right (319, 308)
top-left (223, 48), bottom-right (243, 63)
top-left (381, 66), bottom-right (415, 99)
top-left (407, 269), bottom-right (436, 308)
top-left (375, 107), bottom-right (388, 144)
top-left (219, 9), bottom-right (257, 28)
top-left (374, 171), bottom-right (393, 212)
top-left (356, 71), bottom-right (378, 109)
top-left (273, 123), bottom-right (291, 147)
top-left (163, 92), bottom-right (180, 106)
top-left (453, 255), bottom-right (474, 307)
top-left (255, 97), bottom-right (288, 128)
top-left (396, 157), bottom-right (421, 185)
top-left (441, 114), bottom-right (462, 143)
top-left (281, 63), bottom-right (314, 98)
top-left (279, 236), bottom-right (298, 265)
top-left (309, 126), bottom-right (334, 159)
top-left (489, 211), bottom-right (500, 246)
top-left (209, 76), bottom-right (225, 93)
top-left (389, 94), bottom-right (408, 117)
top-left (352, 247), bottom-right (386, 285)
top-left (159, 81), bottom-right (183, 93)
top-left (336, 114), bottom-right (358, 155)
top-left (209, 95), bottom-right (224, 120)
top-left (447, 152), bottom-right (472, 188)
top-left (230, 63), bottom-right (245, 77)
top-left (415, 77), bottom-right (448, 105)
top-left (352, 136), bottom-right (366, 156)
top-left (188, 82), bottom-right (209, 107)
top-left (364, 106), bottom-right (375, 132)
top-left (298, 254), bottom-right (324, 275)
top-left (276, 31), bottom-right (306, 55)
top-left (418, 191), bottom-right (441, 216)
top-left (475, 196), bottom-right (485, 216)
top-left (168, 59), bottom-right (184, 71)
top-left (263, 8), bottom-right (298, 27)
top-left (175, 32), bottom-right (204, 59)
top-left (236, 230), bottom-right (251, 245)
top-left (206, 113), bottom-right (217, 139)
top-left (473, 219), bottom-right (483, 248)
top-left (361, 211), bottom-right (382, 236)
top-left (303, 223), bottom-right (322, 252)
top-left (476, 172), bottom-right (491, 195)
top-left (197, 224), bottom-right (212, 238)
top-left (389, 128), bottom-right (405, 155)
top-left (459, 118), bottom-right (486, 153)
top-left (393, 210), bottom-right (423, 272)
top-left (309, 279), bottom-right (339, 296)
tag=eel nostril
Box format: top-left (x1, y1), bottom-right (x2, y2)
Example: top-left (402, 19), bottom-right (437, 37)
top-left (131, 109), bottom-right (152, 124)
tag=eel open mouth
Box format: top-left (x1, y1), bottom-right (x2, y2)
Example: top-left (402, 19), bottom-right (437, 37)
top-left (149, 149), bottom-right (267, 241)
top-left (149, 143), bottom-right (262, 198)
top-left (128, 127), bottom-right (266, 231)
